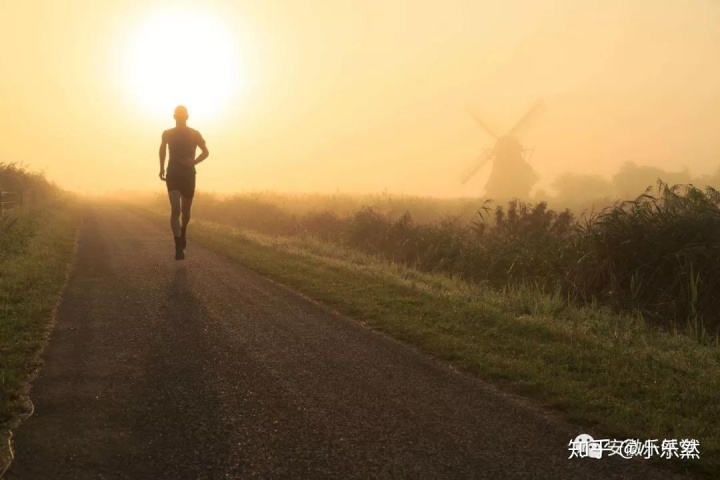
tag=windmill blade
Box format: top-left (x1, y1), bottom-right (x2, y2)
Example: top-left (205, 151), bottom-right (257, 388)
top-left (466, 108), bottom-right (499, 139)
top-left (460, 149), bottom-right (494, 184)
top-left (508, 100), bottom-right (545, 138)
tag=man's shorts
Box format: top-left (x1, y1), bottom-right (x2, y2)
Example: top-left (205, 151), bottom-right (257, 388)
top-left (166, 172), bottom-right (196, 199)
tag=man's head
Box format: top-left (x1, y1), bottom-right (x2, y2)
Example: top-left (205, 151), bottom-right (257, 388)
top-left (174, 105), bottom-right (189, 122)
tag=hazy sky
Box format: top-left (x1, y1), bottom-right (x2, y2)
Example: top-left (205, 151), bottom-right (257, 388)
top-left (1, 0), bottom-right (718, 196)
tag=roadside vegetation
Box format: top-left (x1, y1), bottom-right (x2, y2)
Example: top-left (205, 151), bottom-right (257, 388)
top-left (0, 163), bottom-right (80, 471)
top-left (155, 181), bottom-right (720, 341)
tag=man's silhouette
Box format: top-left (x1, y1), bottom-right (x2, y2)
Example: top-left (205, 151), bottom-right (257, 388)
top-left (159, 105), bottom-right (209, 260)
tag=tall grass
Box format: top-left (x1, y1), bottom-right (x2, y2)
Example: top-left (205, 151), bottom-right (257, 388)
top-left (570, 183), bottom-right (720, 340)
top-left (156, 181), bottom-right (720, 339)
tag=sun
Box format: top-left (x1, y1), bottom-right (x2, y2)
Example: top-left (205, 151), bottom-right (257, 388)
top-left (123, 8), bottom-right (243, 119)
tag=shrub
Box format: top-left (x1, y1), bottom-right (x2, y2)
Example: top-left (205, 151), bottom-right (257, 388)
top-left (0, 162), bottom-right (61, 260)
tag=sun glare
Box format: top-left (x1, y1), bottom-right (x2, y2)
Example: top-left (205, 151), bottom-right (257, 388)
top-left (123, 8), bottom-right (243, 119)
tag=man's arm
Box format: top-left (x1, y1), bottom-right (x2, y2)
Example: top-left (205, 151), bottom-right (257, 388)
top-left (194, 132), bottom-right (209, 165)
top-left (194, 143), bottom-right (209, 165)
top-left (159, 132), bottom-right (167, 180)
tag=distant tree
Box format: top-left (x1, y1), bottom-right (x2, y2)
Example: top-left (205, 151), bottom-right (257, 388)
top-left (611, 162), bottom-right (691, 198)
top-left (694, 165), bottom-right (720, 190)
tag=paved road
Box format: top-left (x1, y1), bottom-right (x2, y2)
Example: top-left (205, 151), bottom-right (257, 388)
top-left (8, 204), bottom-right (692, 479)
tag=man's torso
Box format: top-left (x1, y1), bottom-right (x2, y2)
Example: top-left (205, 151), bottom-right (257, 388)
top-left (164, 126), bottom-right (204, 177)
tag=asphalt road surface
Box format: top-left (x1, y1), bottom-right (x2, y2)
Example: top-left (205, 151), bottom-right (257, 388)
top-left (7, 204), bottom-right (693, 479)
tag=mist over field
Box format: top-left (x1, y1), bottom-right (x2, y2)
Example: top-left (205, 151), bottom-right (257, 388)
top-left (1, 0), bottom-right (719, 198)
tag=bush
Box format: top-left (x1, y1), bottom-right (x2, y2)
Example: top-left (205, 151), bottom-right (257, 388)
top-left (0, 163), bottom-right (61, 260)
top-left (0, 162), bottom-right (57, 205)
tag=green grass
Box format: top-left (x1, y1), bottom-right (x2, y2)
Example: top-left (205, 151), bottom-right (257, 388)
top-left (134, 207), bottom-right (718, 477)
top-left (0, 201), bottom-right (81, 469)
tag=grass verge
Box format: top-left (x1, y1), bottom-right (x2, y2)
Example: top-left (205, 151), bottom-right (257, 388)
top-left (0, 201), bottom-right (81, 472)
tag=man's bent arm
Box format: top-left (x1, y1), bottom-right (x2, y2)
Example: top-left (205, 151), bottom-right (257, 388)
top-left (194, 143), bottom-right (209, 165)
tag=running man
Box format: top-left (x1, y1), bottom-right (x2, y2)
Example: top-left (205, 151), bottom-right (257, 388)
top-left (159, 105), bottom-right (209, 260)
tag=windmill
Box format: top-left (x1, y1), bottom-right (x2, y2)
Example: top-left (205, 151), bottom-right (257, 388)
top-left (461, 101), bottom-right (544, 200)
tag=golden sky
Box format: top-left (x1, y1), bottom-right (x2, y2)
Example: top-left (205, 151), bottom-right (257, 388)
top-left (1, 0), bottom-right (719, 196)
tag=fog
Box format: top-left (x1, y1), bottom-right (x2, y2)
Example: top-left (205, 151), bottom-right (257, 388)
top-left (1, 0), bottom-right (718, 198)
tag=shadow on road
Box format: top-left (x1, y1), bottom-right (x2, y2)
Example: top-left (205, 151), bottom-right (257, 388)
top-left (125, 265), bottom-right (235, 479)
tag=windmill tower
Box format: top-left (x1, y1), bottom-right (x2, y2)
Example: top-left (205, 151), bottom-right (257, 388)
top-left (461, 101), bottom-right (544, 200)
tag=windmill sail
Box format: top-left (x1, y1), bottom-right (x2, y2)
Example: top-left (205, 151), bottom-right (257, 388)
top-left (466, 109), bottom-right (499, 139)
top-left (460, 149), bottom-right (494, 184)
top-left (508, 101), bottom-right (544, 137)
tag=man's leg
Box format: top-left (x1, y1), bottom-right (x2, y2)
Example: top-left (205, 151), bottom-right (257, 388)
top-left (168, 190), bottom-right (184, 260)
top-left (179, 172), bottom-right (195, 249)
top-left (168, 190), bottom-right (182, 237)
top-left (180, 195), bottom-right (193, 241)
